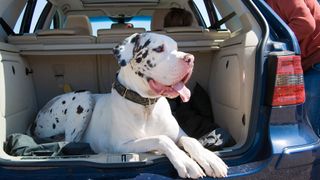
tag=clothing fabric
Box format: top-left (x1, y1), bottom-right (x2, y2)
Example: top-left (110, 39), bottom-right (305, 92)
top-left (169, 83), bottom-right (236, 150)
top-left (4, 133), bottom-right (95, 156)
top-left (304, 63), bottom-right (320, 136)
top-left (266, 0), bottom-right (320, 71)
top-left (198, 128), bottom-right (236, 151)
top-left (173, 83), bottom-right (217, 138)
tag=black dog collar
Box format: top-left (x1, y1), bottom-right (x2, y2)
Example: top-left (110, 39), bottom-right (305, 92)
top-left (113, 78), bottom-right (159, 106)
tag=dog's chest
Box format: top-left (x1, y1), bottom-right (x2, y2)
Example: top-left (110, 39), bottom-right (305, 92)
top-left (92, 94), bottom-right (167, 136)
top-left (112, 105), bottom-right (165, 138)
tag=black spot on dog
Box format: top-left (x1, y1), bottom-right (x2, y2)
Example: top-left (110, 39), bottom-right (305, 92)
top-left (77, 105), bottom-right (84, 114)
top-left (115, 54), bottom-right (121, 61)
top-left (55, 118), bottom-right (59, 123)
top-left (72, 96), bottom-right (76, 100)
top-left (40, 125), bottom-right (43, 128)
top-left (62, 101), bottom-right (66, 104)
top-left (74, 90), bottom-right (86, 93)
top-left (135, 46), bottom-right (142, 53)
top-left (130, 34), bottom-right (139, 44)
top-left (144, 66), bottom-right (150, 71)
top-left (147, 60), bottom-right (155, 68)
top-left (113, 49), bottom-right (120, 55)
top-left (120, 60), bottom-right (127, 66)
top-left (142, 39), bottom-right (151, 49)
top-left (142, 50), bottom-right (148, 59)
top-left (136, 57), bottom-right (142, 63)
top-left (135, 41), bottom-right (148, 53)
top-left (71, 129), bottom-right (76, 135)
top-left (50, 109), bottom-right (52, 113)
top-left (87, 109), bottom-right (90, 112)
top-left (137, 71), bottom-right (144, 77)
top-left (52, 123), bottom-right (56, 129)
top-left (64, 109), bottom-right (67, 115)
top-left (136, 51), bottom-right (142, 57)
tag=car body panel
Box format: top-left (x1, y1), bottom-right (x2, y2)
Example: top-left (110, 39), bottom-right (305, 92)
top-left (0, 0), bottom-right (319, 179)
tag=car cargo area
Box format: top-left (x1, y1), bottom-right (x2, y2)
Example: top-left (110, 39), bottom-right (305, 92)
top-left (0, 0), bottom-right (261, 168)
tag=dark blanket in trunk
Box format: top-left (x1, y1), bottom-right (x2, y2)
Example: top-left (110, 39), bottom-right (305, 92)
top-left (169, 83), bottom-right (236, 151)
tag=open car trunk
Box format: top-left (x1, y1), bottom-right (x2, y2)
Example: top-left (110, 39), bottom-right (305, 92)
top-left (0, 0), bottom-right (262, 176)
top-left (0, 32), bottom-right (258, 158)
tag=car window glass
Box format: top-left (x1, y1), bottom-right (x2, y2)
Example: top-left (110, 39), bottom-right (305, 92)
top-left (193, 0), bottom-right (210, 27)
top-left (90, 16), bottom-right (113, 36)
top-left (193, 0), bottom-right (226, 29)
top-left (211, 0), bottom-right (242, 32)
top-left (130, 16), bottom-right (151, 30)
top-left (49, 12), bottom-right (60, 29)
top-left (30, 0), bottom-right (47, 32)
top-left (90, 16), bottom-right (151, 36)
top-left (14, 0), bottom-right (48, 33)
top-left (49, 19), bottom-right (54, 29)
top-left (13, 4), bottom-right (27, 34)
top-left (213, 5), bottom-right (227, 29)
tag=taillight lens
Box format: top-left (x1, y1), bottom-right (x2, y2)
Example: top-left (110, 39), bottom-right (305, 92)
top-left (271, 55), bottom-right (305, 106)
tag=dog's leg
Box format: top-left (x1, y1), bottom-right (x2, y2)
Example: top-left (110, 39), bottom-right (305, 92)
top-left (65, 92), bottom-right (94, 142)
top-left (178, 136), bottom-right (228, 178)
top-left (120, 135), bottom-right (206, 179)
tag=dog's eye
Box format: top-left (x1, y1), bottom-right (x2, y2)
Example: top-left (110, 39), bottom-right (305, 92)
top-left (152, 44), bottom-right (164, 53)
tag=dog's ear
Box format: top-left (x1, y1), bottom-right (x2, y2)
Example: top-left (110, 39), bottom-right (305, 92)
top-left (113, 33), bottom-right (140, 67)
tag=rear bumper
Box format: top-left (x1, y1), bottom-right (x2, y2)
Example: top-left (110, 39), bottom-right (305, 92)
top-left (227, 104), bottom-right (320, 179)
top-left (0, 152), bottom-right (319, 179)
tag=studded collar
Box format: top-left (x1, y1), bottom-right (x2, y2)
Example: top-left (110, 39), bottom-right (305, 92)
top-left (113, 78), bottom-right (159, 106)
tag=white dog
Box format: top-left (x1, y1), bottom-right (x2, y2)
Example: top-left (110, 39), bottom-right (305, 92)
top-left (32, 33), bottom-right (228, 178)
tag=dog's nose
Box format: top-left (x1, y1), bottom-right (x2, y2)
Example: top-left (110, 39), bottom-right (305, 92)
top-left (183, 54), bottom-right (194, 65)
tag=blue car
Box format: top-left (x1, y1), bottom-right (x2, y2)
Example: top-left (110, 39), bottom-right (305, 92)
top-left (0, 0), bottom-right (319, 179)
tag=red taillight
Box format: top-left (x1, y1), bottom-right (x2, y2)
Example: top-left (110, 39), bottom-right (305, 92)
top-left (271, 55), bottom-right (305, 106)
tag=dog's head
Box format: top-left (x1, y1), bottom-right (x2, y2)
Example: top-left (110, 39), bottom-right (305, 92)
top-left (113, 33), bottom-right (194, 102)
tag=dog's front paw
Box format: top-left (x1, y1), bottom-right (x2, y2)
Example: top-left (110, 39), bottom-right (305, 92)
top-left (171, 149), bottom-right (206, 179)
top-left (196, 148), bottom-right (228, 178)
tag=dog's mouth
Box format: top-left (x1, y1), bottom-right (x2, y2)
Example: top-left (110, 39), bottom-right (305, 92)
top-left (148, 71), bottom-right (192, 102)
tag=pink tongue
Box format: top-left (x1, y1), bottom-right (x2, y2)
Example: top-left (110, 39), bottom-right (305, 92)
top-left (172, 82), bottom-right (191, 102)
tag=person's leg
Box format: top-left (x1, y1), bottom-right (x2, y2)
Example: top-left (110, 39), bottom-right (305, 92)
top-left (304, 63), bottom-right (320, 136)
